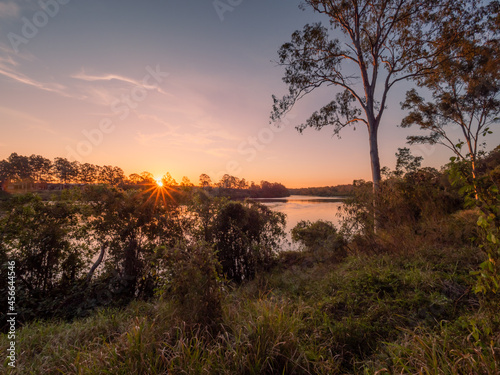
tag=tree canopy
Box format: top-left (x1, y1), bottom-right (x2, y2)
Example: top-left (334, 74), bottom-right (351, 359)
top-left (401, 1), bottom-right (500, 186)
top-left (271, 0), bottom-right (469, 228)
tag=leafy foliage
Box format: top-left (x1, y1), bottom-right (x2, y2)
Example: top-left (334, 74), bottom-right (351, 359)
top-left (449, 156), bottom-right (500, 296)
top-left (0, 193), bottom-right (89, 326)
top-left (401, 1), bottom-right (500, 183)
top-left (209, 200), bottom-right (286, 283)
top-left (272, 0), bottom-right (464, 198)
top-left (291, 220), bottom-right (346, 260)
top-left (161, 243), bottom-right (223, 330)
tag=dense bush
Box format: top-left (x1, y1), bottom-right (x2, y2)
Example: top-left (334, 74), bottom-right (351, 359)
top-left (0, 185), bottom-right (188, 327)
top-left (341, 167), bottom-right (463, 243)
top-left (161, 243), bottom-right (223, 330)
top-left (291, 220), bottom-right (347, 261)
top-left (209, 200), bottom-right (286, 283)
top-left (0, 186), bottom-right (289, 328)
top-left (0, 194), bottom-right (89, 327)
top-left (81, 185), bottom-right (185, 304)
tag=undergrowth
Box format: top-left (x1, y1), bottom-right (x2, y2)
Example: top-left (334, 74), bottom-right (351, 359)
top-left (2, 238), bottom-right (497, 374)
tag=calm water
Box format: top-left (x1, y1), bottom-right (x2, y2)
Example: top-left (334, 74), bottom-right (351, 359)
top-left (253, 195), bottom-right (345, 248)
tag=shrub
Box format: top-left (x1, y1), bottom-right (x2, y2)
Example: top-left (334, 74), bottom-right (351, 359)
top-left (162, 243), bottom-right (223, 330)
top-left (291, 220), bottom-right (347, 260)
top-left (0, 193), bottom-right (89, 328)
top-left (210, 200), bottom-right (286, 283)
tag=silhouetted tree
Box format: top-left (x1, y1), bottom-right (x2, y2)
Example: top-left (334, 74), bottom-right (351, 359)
top-left (7, 153), bottom-right (31, 181)
top-left (98, 165), bottom-right (124, 185)
top-left (53, 157), bottom-right (76, 184)
top-left (128, 173), bottom-right (143, 184)
top-left (210, 201), bottom-right (285, 282)
top-left (161, 172), bottom-right (178, 187)
top-left (140, 171), bottom-right (155, 184)
top-left (79, 163), bottom-right (99, 184)
top-left (29, 155), bottom-right (52, 183)
top-left (199, 173), bottom-right (212, 188)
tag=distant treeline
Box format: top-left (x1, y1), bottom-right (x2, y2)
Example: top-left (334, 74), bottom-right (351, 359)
top-left (0, 153), bottom-right (289, 198)
top-left (289, 184), bottom-right (354, 197)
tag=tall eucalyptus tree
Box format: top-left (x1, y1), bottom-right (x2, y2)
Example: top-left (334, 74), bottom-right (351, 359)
top-left (271, 0), bottom-right (466, 228)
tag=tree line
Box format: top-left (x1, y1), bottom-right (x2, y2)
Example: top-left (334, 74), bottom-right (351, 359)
top-left (289, 184), bottom-right (354, 197)
top-left (0, 153), bottom-right (126, 186)
top-left (0, 152), bottom-right (289, 198)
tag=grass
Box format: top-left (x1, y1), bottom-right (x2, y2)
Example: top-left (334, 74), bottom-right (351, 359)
top-left (1, 237), bottom-right (499, 374)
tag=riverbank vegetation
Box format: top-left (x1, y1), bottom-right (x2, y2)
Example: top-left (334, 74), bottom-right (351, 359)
top-left (0, 153), bottom-right (289, 199)
top-left (289, 184), bottom-right (355, 197)
top-left (1, 146), bottom-right (500, 373)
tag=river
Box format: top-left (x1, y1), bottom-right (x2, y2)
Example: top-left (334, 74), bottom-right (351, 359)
top-left (252, 195), bottom-right (345, 249)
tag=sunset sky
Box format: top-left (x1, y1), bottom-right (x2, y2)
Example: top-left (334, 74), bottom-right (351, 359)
top-left (1, 0), bottom-right (499, 188)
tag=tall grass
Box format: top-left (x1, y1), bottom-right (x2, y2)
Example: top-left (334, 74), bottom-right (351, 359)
top-left (1, 235), bottom-right (498, 374)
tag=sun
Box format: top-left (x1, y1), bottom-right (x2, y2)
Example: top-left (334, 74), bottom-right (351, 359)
top-left (139, 176), bottom-right (176, 208)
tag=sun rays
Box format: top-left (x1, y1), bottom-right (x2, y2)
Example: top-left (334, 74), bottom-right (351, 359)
top-left (139, 180), bottom-right (176, 207)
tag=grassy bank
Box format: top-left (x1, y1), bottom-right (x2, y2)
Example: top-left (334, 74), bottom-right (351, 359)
top-left (2, 238), bottom-right (498, 374)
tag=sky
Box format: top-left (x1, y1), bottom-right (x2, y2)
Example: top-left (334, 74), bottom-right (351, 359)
top-left (0, 0), bottom-right (499, 188)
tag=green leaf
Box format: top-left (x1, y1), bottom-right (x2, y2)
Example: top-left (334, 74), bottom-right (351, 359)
top-left (477, 215), bottom-right (488, 227)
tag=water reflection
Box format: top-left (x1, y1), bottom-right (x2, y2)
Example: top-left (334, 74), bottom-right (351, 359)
top-left (253, 195), bottom-right (344, 248)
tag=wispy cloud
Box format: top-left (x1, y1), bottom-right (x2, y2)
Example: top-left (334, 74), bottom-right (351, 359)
top-left (137, 113), bottom-right (179, 131)
top-left (0, 1), bottom-right (20, 18)
top-left (135, 125), bottom-right (240, 158)
top-left (135, 129), bottom-right (236, 158)
top-left (72, 70), bottom-right (170, 95)
top-left (0, 43), bottom-right (72, 97)
top-left (136, 130), bottom-right (175, 145)
top-left (0, 64), bottom-right (69, 96)
top-left (0, 105), bottom-right (47, 125)
top-left (0, 105), bottom-right (58, 136)
top-left (0, 42), bottom-right (36, 62)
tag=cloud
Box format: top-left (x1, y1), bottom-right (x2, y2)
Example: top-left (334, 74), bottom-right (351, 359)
top-left (135, 130), bottom-right (175, 145)
top-left (0, 105), bottom-right (47, 125)
top-left (72, 70), bottom-right (171, 95)
top-left (0, 64), bottom-right (69, 96)
top-left (135, 126), bottom-right (239, 159)
top-left (0, 43), bottom-right (78, 100)
top-left (135, 130), bottom-right (235, 158)
top-left (0, 54), bottom-right (17, 67)
top-left (137, 113), bottom-right (179, 131)
top-left (0, 105), bottom-right (58, 135)
top-left (0, 2), bottom-right (20, 18)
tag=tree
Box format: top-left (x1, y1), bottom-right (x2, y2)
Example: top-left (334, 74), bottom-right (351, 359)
top-left (29, 155), bottom-right (52, 183)
top-left (161, 172), bottom-right (178, 187)
top-left (128, 173), bottom-right (143, 184)
top-left (0, 194), bottom-right (89, 322)
top-left (394, 147), bottom-right (423, 177)
top-left (98, 165), bottom-right (124, 186)
top-left (82, 185), bottom-right (184, 301)
top-left (0, 160), bottom-right (11, 185)
top-left (271, 0), bottom-right (463, 227)
top-left (210, 201), bottom-right (285, 282)
top-left (111, 167), bottom-right (125, 186)
top-left (238, 178), bottom-right (249, 190)
top-left (217, 174), bottom-right (239, 189)
top-left (140, 171), bottom-right (155, 184)
top-left (7, 153), bottom-right (31, 181)
top-left (53, 157), bottom-right (76, 184)
top-left (400, 1), bottom-right (500, 194)
top-left (199, 173), bottom-right (212, 188)
top-left (79, 163), bottom-right (98, 184)
top-left (180, 176), bottom-right (194, 187)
